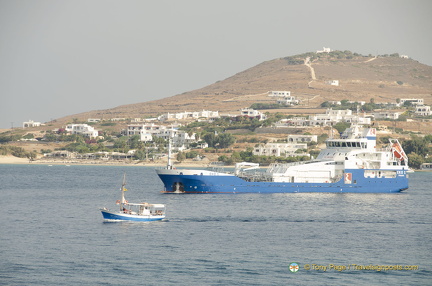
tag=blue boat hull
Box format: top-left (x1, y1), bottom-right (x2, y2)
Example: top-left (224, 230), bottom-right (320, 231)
top-left (100, 210), bottom-right (165, 221)
top-left (157, 169), bottom-right (409, 194)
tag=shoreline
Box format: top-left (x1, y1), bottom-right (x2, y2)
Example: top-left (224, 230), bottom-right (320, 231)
top-left (0, 155), bottom-right (212, 168)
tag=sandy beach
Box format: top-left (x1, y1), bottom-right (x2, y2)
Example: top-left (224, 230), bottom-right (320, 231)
top-left (0, 155), bottom-right (32, 164)
top-left (0, 155), bottom-right (213, 168)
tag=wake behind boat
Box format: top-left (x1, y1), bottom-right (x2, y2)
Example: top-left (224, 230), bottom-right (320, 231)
top-left (156, 124), bottom-right (409, 193)
top-left (100, 174), bottom-right (166, 221)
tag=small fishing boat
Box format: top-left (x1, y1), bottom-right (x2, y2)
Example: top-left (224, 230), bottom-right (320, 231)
top-left (100, 173), bottom-right (166, 222)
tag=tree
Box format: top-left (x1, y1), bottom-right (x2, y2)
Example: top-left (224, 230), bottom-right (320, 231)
top-left (407, 152), bottom-right (424, 169)
top-left (176, 152), bottom-right (186, 162)
top-left (203, 133), bottom-right (217, 148)
top-left (402, 137), bottom-right (429, 156)
top-left (217, 133), bottom-right (235, 148)
top-left (333, 122), bottom-right (350, 134)
top-left (320, 101), bottom-right (332, 108)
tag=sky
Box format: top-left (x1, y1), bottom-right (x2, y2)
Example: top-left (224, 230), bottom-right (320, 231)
top-left (1, 0), bottom-right (431, 129)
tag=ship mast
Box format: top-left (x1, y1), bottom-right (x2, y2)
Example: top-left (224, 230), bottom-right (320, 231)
top-left (167, 137), bottom-right (173, 169)
top-left (120, 173), bottom-right (127, 211)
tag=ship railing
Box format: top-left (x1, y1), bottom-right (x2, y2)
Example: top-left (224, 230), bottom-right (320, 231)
top-left (375, 147), bottom-right (390, 152)
top-left (237, 171), bottom-right (273, 182)
top-left (267, 161), bottom-right (315, 174)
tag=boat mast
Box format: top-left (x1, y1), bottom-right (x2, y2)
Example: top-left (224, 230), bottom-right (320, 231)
top-left (120, 173), bottom-right (126, 211)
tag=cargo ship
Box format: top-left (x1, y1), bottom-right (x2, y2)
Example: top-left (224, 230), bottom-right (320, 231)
top-left (155, 125), bottom-right (409, 193)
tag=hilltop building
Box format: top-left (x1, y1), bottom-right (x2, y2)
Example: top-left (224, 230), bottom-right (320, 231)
top-left (326, 80), bottom-right (339, 86)
top-left (23, 120), bottom-right (42, 128)
top-left (316, 47), bottom-right (331, 53)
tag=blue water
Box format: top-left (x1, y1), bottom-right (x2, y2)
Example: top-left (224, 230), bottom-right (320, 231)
top-left (0, 164), bottom-right (430, 285)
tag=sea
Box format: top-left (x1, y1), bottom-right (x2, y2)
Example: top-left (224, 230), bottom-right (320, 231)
top-left (0, 164), bottom-right (431, 286)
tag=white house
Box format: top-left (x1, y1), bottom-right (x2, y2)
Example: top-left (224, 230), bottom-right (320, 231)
top-left (348, 101), bottom-right (366, 105)
top-left (373, 112), bottom-right (400, 120)
top-left (327, 80), bottom-right (339, 86)
top-left (158, 110), bottom-right (220, 121)
top-left (126, 123), bottom-right (164, 136)
top-left (277, 96), bottom-right (299, 106)
top-left (126, 123), bottom-right (167, 142)
top-left (65, 124), bottom-right (99, 138)
top-left (415, 105), bottom-right (432, 116)
top-left (268, 91), bottom-right (291, 97)
top-left (239, 108), bottom-right (267, 120)
top-left (309, 109), bottom-right (371, 126)
top-left (253, 143), bottom-right (309, 157)
top-left (317, 47), bottom-right (331, 53)
top-left (23, 120), bottom-right (41, 128)
top-left (287, 135), bottom-right (318, 143)
top-left (399, 98), bottom-right (424, 106)
top-left (125, 124), bottom-right (200, 149)
top-left (155, 129), bottom-right (198, 151)
top-left (274, 117), bottom-right (309, 127)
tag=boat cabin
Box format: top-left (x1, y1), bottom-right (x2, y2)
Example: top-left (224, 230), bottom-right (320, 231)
top-left (122, 203), bottom-right (166, 216)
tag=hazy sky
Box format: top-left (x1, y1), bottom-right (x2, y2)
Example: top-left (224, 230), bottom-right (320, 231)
top-left (1, 0), bottom-right (431, 129)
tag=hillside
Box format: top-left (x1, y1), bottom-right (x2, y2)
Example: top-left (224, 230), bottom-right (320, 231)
top-left (55, 51), bottom-right (432, 125)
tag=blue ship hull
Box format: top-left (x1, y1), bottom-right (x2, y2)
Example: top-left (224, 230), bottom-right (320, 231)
top-left (100, 210), bottom-right (165, 221)
top-left (157, 169), bottom-right (409, 194)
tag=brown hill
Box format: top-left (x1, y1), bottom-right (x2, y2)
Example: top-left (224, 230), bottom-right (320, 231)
top-left (56, 51), bottom-right (432, 124)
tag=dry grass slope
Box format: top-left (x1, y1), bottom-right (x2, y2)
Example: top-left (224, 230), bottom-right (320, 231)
top-left (56, 54), bottom-right (432, 125)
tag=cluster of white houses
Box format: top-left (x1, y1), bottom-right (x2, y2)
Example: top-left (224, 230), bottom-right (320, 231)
top-left (396, 98), bottom-right (432, 116)
top-left (22, 95), bottom-right (431, 161)
top-left (123, 123), bottom-right (202, 151)
top-left (275, 109), bottom-right (372, 127)
top-left (253, 135), bottom-right (317, 158)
